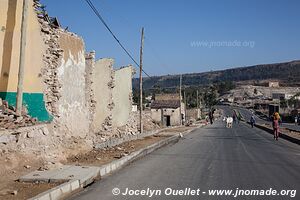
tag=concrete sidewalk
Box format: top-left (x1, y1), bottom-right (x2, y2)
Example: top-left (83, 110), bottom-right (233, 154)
top-left (20, 124), bottom-right (204, 200)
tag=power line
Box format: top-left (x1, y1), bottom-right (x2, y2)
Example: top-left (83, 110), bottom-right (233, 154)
top-left (94, 1), bottom-right (169, 76)
top-left (84, 0), bottom-right (151, 78)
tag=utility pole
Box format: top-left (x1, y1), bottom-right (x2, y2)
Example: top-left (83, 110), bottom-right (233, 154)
top-left (16, 0), bottom-right (29, 115)
top-left (139, 27), bottom-right (144, 134)
top-left (196, 90), bottom-right (199, 109)
top-left (184, 88), bottom-right (187, 124)
top-left (179, 74), bottom-right (182, 125)
top-left (196, 90), bottom-right (199, 119)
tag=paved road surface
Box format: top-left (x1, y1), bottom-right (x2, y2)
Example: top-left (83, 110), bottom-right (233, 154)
top-left (70, 108), bottom-right (300, 200)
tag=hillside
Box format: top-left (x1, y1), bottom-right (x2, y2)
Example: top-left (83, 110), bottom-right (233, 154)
top-left (133, 60), bottom-right (300, 91)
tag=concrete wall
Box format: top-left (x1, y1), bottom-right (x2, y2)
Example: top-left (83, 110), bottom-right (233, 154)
top-left (0, 0), bottom-right (51, 121)
top-left (56, 31), bottom-right (89, 138)
top-left (91, 58), bottom-right (114, 133)
top-left (112, 66), bottom-right (134, 127)
top-left (186, 108), bottom-right (201, 120)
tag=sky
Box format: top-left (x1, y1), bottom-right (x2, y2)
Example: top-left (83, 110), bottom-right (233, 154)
top-left (41, 0), bottom-right (300, 76)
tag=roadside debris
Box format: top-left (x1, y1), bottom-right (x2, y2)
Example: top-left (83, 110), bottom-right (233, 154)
top-left (0, 98), bottom-right (38, 130)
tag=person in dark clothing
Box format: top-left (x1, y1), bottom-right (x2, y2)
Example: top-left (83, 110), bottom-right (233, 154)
top-left (209, 112), bottom-right (214, 124)
top-left (232, 113), bottom-right (237, 124)
top-left (250, 115), bottom-right (255, 128)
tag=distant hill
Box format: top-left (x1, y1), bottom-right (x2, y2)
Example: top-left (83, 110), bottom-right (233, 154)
top-left (133, 60), bottom-right (300, 91)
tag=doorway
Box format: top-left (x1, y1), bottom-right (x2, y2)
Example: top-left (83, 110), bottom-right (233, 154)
top-left (164, 115), bottom-right (171, 126)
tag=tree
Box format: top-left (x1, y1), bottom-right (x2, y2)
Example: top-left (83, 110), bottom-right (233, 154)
top-left (203, 86), bottom-right (217, 108)
top-left (215, 81), bottom-right (235, 95)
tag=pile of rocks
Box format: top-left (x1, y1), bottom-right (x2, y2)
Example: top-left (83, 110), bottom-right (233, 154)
top-left (114, 111), bottom-right (160, 138)
top-left (142, 111), bottom-right (161, 131)
top-left (0, 98), bottom-right (37, 130)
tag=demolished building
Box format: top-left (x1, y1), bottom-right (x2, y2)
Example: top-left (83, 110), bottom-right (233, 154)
top-left (0, 0), bottom-right (137, 141)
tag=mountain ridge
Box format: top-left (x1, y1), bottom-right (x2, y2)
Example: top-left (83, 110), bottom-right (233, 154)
top-left (133, 60), bottom-right (300, 91)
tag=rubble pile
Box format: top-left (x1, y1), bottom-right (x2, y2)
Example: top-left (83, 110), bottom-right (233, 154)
top-left (0, 98), bottom-right (37, 130)
top-left (142, 111), bottom-right (161, 131)
top-left (115, 111), bottom-right (160, 138)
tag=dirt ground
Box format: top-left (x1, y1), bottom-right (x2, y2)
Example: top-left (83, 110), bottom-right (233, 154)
top-left (0, 152), bottom-right (61, 200)
top-left (65, 125), bottom-right (199, 167)
top-left (0, 125), bottom-right (199, 199)
top-left (0, 182), bottom-right (62, 200)
top-left (65, 135), bottom-right (170, 166)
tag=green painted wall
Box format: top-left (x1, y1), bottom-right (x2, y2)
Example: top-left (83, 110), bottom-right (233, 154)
top-left (0, 92), bottom-right (53, 122)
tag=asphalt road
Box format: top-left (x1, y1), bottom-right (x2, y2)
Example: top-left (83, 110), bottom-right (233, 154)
top-left (70, 108), bottom-right (300, 200)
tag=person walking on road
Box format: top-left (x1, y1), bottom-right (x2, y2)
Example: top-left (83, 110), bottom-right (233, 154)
top-left (273, 112), bottom-right (280, 140)
top-left (250, 115), bottom-right (255, 128)
top-left (232, 113), bottom-right (236, 124)
top-left (295, 116), bottom-right (298, 126)
top-left (237, 113), bottom-right (241, 124)
top-left (209, 111), bottom-right (214, 124)
top-left (223, 116), bottom-right (227, 127)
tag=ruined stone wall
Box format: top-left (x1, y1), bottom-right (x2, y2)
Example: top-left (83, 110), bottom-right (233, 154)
top-left (112, 66), bottom-right (134, 127)
top-left (85, 51), bottom-right (96, 127)
top-left (35, 1), bottom-right (90, 137)
top-left (55, 31), bottom-right (89, 138)
top-left (1, 0), bottom-right (137, 141)
top-left (186, 108), bottom-right (201, 120)
top-left (89, 58), bottom-right (114, 134)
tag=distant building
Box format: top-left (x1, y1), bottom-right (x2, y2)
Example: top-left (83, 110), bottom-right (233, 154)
top-left (150, 93), bottom-right (185, 126)
top-left (269, 81), bottom-right (279, 88)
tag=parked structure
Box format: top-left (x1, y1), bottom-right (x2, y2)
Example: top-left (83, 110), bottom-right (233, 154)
top-left (150, 93), bottom-right (185, 126)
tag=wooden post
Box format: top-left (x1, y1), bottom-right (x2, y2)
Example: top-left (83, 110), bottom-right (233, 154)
top-left (184, 88), bottom-right (187, 124)
top-left (196, 90), bottom-right (199, 109)
top-left (139, 27), bottom-right (144, 133)
top-left (16, 0), bottom-right (29, 115)
top-left (196, 89), bottom-right (199, 119)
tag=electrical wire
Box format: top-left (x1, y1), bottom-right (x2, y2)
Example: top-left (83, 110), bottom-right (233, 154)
top-left (84, 0), bottom-right (151, 78)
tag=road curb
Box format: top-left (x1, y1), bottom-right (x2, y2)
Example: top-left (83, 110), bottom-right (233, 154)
top-left (28, 125), bottom-right (203, 200)
top-left (250, 123), bottom-right (300, 145)
top-left (234, 109), bottom-right (299, 145)
top-left (28, 180), bottom-right (80, 200)
top-left (94, 125), bottom-right (185, 149)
